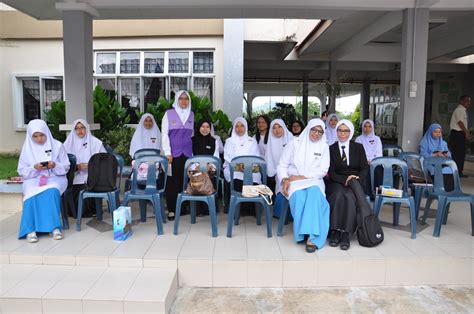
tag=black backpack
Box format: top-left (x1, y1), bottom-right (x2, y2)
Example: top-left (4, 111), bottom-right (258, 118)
top-left (356, 200), bottom-right (384, 247)
top-left (86, 153), bottom-right (118, 192)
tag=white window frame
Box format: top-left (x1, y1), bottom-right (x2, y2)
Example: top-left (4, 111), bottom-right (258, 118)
top-left (12, 73), bottom-right (64, 131)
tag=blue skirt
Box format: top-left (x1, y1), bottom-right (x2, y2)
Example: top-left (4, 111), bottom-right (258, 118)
top-left (18, 188), bottom-right (62, 239)
top-left (289, 186), bottom-right (330, 249)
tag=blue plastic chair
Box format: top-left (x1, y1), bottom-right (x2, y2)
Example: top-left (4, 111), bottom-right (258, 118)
top-left (226, 156), bottom-right (272, 238)
top-left (174, 156), bottom-right (221, 237)
top-left (113, 153), bottom-right (124, 204)
top-left (383, 144), bottom-right (403, 157)
top-left (134, 148), bottom-right (160, 159)
top-left (370, 157), bottom-right (417, 239)
top-left (76, 153), bottom-right (122, 231)
top-left (122, 155), bottom-right (168, 235)
top-left (61, 153), bottom-right (77, 229)
top-left (421, 157), bottom-right (474, 237)
top-left (104, 144), bottom-right (115, 154)
top-left (398, 152), bottom-right (432, 219)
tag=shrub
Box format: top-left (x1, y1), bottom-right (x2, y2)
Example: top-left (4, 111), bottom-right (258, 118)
top-left (44, 100), bottom-right (66, 142)
top-left (102, 126), bottom-right (135, 165)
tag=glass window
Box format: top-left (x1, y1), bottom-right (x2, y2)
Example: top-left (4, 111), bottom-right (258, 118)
top-left (144, 77), bottom-right (166, 111)
top-left (120, 78), bottom-right (141, 124)
top-left (97, 78), bottom-right (116, 99)
top-left (144, 52), bottom-right (164, 73)
top-left (22, 79), bottom-right (41, 124)
top-left (120, 52), bottom-right (140, 74)
top-left (43, 79), bottom-right (63, 110)
top-left (193, 77), bottom-right (213, 101)
top-left (170, 77), bottom-right (188, 98)
top-left (169, 52), bottom-right (189, 73)
top-left (96, 53), bottom-right (116, 74)
top-left (193, 52), bottom-right (213, 74)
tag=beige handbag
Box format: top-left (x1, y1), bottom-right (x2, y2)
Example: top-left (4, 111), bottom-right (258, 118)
top-left (242, 185), bottom-right (273, 205)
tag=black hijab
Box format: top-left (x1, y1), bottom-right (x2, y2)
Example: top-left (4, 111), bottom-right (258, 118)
top-left (192, 119), bottom-right (216, 155)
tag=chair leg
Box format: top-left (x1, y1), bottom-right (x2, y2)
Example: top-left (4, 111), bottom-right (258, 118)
top-left (226, 195), bottom-right (236, 237)
top-left (422, 197), bottom-right (434, 225)
top-left (264, 203), bottom-right (272, 238)
top-left (160, 195), bottom-right (167, 223)
top-left (190, 201), bottom-right (197, 224)
top-left (442, 202), bottom-right (451, 225)
top-left (414, 187), bottom-right (422, 220)
top-left (153, 194), bottom-right (164, 235)
top-left (174, 194), bottom-right (183, 235)
top-left (208, 196), bottom-right (218, 237)
top-left (373, 196), bottom-right (382, 217)
top-left (277, 199), bottom-right (288, 237)
top-left (76, 191), bottom-right (84, 231)
top-left (408, 197), bottom-right (417, 239)
top-left (95, 198), bottom-right (103, 221)
top-left (433, 196), bottom-right (447, 237)
top-left (255, 202), bottom-right (262, 226)
top-left (234, 201), bottom-right (241, 226)
top-left (470, 200), bottom-right (474, 236)
top-left (139, 200), bottom-right (147, 222)
top-left (393, 203), bottom-right (401, 226)
top-left (108, 193), bottom-right (117, 226)
top-left (60, 196), bottom-right (70, 230)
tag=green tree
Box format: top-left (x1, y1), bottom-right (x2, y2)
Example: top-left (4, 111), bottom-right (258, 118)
top-left (350, 103), bottom-right (361, 137)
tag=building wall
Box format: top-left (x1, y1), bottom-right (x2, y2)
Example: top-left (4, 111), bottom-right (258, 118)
top-left (0, 36), bottom-right (224, 153)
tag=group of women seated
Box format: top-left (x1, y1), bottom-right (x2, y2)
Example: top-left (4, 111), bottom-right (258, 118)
top-left (17, 90), bottom-right (455, 253)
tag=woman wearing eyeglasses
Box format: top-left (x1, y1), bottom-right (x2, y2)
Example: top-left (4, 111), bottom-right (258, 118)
top-left (277, 119), bottom-right (330, 253)
top-left (326, 119), bottom-right (370, 250)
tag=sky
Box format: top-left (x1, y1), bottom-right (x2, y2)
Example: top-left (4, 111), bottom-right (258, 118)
top-left (247, 93), bottom-right (361, 114)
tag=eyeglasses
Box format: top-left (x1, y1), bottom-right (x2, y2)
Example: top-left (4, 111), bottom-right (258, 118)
top-left (310, 128), bottom-right (324, 135)
top-left (75, 127), bottom-right (86, 131)
top-left (337, 129), bottom-right (351, 134)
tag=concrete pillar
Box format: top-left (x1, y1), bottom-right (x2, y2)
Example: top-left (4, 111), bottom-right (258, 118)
top-left (398, 8), bottom-right (429, 151)
top-left (328, 61), bottom-right (337, 113)
top-left (361, 78), bottom-right (370, 120)
top-left (62, 11), bottom-right (94, 123)
top-left (302, 76), bottom-right (309, 123)
top-left (223, 19), bottom-right (244, 121)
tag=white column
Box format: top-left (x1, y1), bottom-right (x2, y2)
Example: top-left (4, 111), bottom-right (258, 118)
top-left (398, 8), bottom-right (429, 151)
top-left (62, 10), bottom-right (94, 124)
top-left (223, 19), bottom-right (244, 121)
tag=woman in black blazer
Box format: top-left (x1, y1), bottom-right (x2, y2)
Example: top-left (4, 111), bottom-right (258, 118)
top-left (326, 119), bottom-right (370, 250)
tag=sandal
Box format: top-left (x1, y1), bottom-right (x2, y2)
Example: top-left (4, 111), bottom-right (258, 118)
top-left (27, 232), bottom-right (38, 243)
top-left (305, 242), bottom-right (318, 253)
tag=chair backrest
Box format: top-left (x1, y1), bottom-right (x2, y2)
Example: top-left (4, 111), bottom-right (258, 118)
top-left (182, 155), bottom-right (222, 191)
top-left (370, 157), bottom-right (409, 192)
top-left (104, 144), bottom-right (115, 154)
top-left (112, 153), bottom-right (125, 190)
top-left (130, 155), bottom-right (168, 193)
top-left (383, 144), bottom-right (403, 157)
top-left (229, 155), bottom-right (267, 192)
top-left (66, 153), bottom-right (77, 188)
top-left (423, 157), bottom-right (462, 193)
top-left (133, 148), bottom-right (160, 160)
top-left (398, 152), bottom-right (424, 171)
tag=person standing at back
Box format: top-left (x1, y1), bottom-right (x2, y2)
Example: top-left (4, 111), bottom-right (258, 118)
top-left (162, 90), bottom-right (194, 220)
top-left (449, 95), bottom-right (471, 178)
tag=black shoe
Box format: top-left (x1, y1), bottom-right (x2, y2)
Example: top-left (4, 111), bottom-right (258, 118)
top-left (460, 174), bottom-right (468, 178)
top-left (305, 242), bottom-right (318, 253)
top-left (328, 230), bottom-right (341, 247)
top-left (339, 232), bottom-right (350, 251)
top-left (167, 212), bottom-right (175, 221)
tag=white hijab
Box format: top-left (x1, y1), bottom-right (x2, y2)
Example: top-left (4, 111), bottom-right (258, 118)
top-left (355, 119), bottom-right (381, 160)
top-left (129, 113), bottom-right (162, 158)
top-left (325, 113), bottom-right (339, 146)
top-left (19, 119), bottom-right (61, 166)
top-left (225, 117), bottom-right (256, 156)
top-left (64, 119), bottom-right (104, 164)
top-left (293, 118), bottom-right (328, 178)
top-left (172, 90), bottom-right (192, 124)
top-left (266, 119), bottom-right (293, 177)
top-left (335, 119), bottom-right (355, 145)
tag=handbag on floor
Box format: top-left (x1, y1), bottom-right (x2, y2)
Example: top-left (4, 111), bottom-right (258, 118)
top-left (242, 184), bottom-right (273, 205)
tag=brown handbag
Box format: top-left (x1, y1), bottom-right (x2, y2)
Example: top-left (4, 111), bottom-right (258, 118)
top-left (186, 167), bottom-right (216, 195)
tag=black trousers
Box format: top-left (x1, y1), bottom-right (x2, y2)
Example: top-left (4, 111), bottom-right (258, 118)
top-left (449, 130), bottom-right (466, 174)
top-left (165, 154), bottom-right (188, 213)
top-left (71, 184), bottom-right (97, 218)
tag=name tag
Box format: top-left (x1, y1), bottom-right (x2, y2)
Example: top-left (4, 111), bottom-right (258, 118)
top-left (369, 140), bottom-right (375, 144)
top-left (83, 142), bottom-right (88, 149)
top-left (45, 149), bottom-right (52, 156)
top-left (206, 145), bottom-right (211, 149)
top-left (151, 137), bottom-right (156, 143)
top-left (314, 152), bottom-right (321, 157)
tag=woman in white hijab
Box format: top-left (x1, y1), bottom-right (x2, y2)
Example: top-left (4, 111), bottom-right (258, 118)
top-left (265, 119), bottom-right (293, 218)
top-left (355, 119), bottom-right (383, 197)
top-left (18, 119), bottom-right (70, 243)
top-left (129, 113), bottom-right (161, 158)
top-left (161, 90), bottom-right (194, 220)
top-left (325, 113), bottom-right (339, 146)
top-left (277, 119), bottom-right (330, 253)
top-left (223, 117), bottom-right (260, 216)
top-left (64, 119), bottom-right (106, 217)
top-left (326, 119), bottom-right (370, 251)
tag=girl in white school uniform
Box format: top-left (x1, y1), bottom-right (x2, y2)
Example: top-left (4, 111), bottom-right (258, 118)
top-left (64, 119), bottom-right (106, 217)
top-left (18, 119), bottom-right (70, 243)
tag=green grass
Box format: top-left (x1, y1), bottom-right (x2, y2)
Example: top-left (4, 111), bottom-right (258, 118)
top-left (0, 153), bottom-right (19, 179)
